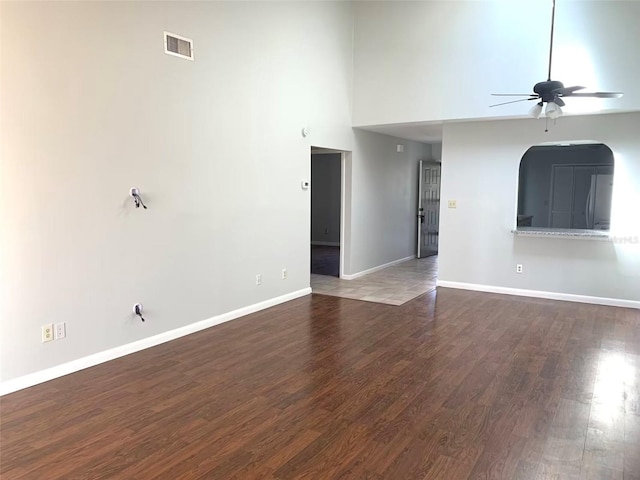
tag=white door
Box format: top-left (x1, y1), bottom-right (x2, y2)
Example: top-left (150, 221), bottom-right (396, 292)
top-left (417, 161), bottom-right (441, 258)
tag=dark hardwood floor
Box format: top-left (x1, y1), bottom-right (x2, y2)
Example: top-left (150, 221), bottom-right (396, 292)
top-left (1, 288), bottom-right (639, 479)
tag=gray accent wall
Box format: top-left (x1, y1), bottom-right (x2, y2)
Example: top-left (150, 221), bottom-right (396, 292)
top-left (439, 112), bottom-right (640, 302)
top-left (0, 1), bottom-right (355, 383)
top-left (0, 1), bottom-right (433, 384)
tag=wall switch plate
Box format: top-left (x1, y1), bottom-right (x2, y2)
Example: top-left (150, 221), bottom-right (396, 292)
top-left (282, 268), bottom-right (287, 280)
top-left (256, 274), bottom-right (262, 286)
top-left (448, 200), bottom-right (457, 209)
top-left (41, 324), bottom-right (54, 343)
top-left (54, 322), bottom-right (66, 340)
top-left (516, 264), bottom-right (523, 274)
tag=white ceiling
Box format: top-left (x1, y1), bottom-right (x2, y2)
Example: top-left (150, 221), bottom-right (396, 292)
top-left (357, 121), bottom-right (444, 144)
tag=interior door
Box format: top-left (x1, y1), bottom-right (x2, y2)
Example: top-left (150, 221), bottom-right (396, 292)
top-left (417, 161), bottom-right (441, 258)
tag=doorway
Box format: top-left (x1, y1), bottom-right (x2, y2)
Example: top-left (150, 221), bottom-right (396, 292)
top-left (310, 147), bottom-right (346, 278)
top-left (417, 160), bottom-right (441, 258)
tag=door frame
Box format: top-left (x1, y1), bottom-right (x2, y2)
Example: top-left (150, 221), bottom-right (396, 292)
top-left (417, 160), bottom-right (425, 258)
top-left (310, 147), bottom-right (352, 279)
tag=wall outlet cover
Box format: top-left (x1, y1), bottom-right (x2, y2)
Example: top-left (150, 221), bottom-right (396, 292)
top-left (41, 324), bottom-right (54, 343)
top-left (54, 322), bottom-right (66, 340)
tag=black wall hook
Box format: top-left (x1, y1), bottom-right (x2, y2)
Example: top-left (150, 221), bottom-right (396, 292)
top-left (129, 187), bottom-right (147, 209)
top-left (133, 303), bottom-right (146, 322)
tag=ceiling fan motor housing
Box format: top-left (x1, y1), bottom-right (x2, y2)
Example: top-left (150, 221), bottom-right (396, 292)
top-left (534, 80), bottom-right (565, 102)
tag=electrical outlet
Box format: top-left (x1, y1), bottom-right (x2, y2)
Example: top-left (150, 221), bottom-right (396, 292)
top-left (448, 200), bottom-right (457, 209)
top-left (282, 268), bottom-right (287, 280)
top-left (256, 274), bottom-right (262, 286)
top-left (516, 264), bottom-right (523, 274)
top-left (54, 322), bottom-right (66, 340)
top-left (41, 324), bottom-right (54, 343)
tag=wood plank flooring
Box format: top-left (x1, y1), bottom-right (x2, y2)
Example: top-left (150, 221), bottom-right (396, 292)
top-left (1, 288), bottom-right (640, 479)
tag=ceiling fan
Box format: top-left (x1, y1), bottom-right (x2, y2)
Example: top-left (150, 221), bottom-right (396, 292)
top-left (490, 0), bottom-right (623, 125)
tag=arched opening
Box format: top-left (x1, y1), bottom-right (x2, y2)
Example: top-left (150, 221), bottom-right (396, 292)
top-left (517, 143), bottom-right (614, 231)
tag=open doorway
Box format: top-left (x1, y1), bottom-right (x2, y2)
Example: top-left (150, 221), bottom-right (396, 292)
top-left (417, 160), bottom-right (441, 258)
top-left (310, 147), bottom-right (343, 277)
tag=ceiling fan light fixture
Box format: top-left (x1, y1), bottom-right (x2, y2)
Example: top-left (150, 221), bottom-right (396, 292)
top-left (529, 102), bottom-right (544, 119)
top-left (545, 101), bottom-right (563, 119)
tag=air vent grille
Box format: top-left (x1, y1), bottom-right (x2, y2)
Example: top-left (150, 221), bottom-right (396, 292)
top-left (164, 32), bottom-right (193, 61)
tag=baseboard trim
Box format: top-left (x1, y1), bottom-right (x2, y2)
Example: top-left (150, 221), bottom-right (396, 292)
top-left (311, 241), bottom-right (340, 247)
top-left (436, 280), bottom-right (640, 309)
top-left (342, 255), bottom-right (415, 280)
top-left (0, 288), bottom-right (312, 396)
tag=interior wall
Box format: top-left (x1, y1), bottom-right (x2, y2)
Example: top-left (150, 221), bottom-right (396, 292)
top-left (348, 130), bottom-right (431, 274)
top-left (0, 1), bottom-right (354, 383)
top-left (352, 0), bottom-right (640, 126)
top-left (438, 112), bottom-right (640, 302)
top-left (311, 153), bottom-right (341, 244)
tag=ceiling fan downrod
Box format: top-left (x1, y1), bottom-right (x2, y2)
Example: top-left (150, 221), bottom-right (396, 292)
top-left (547, 0), bottom-right (556, 81)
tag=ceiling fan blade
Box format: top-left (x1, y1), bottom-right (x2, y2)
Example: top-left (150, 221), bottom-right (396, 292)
top-left (491, 94), bottom-right (537, 97)
top-left (567, 92), bottom-right (624, 98)
top-left (554, 97), bottom-right (565, 107)
top-left (489, 97), bottom-right (539, 107)
top-left (554, 86), bottom-right (586, 96)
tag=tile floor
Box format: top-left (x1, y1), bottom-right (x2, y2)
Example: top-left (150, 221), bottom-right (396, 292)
top-left (311, 255), bottom-right (438, 306)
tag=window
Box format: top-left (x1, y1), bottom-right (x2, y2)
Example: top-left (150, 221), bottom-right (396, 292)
top-left (517, 143), bottom-right (614, 231)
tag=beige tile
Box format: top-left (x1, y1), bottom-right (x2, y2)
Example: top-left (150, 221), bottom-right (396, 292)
top-left (311, 256), bottom-right (437, 306)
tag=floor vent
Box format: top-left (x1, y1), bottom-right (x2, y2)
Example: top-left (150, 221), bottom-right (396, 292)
top-left (164, 32), bottom-right (193, 61)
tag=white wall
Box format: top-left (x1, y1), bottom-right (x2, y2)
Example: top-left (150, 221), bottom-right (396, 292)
top-left (348, 130), bottom-right (431, 274)
top-left (0, 1), bottom-right (354, 383)
top-left (311, 153), bottom-right (341, 244)
top-left (352, 1), bottom-right (640, 126)
top-left (438, 112), bottom-right (640, 302)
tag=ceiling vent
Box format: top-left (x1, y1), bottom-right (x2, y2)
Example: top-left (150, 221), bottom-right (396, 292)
top-left (164, 32), bottom-right (193, 61)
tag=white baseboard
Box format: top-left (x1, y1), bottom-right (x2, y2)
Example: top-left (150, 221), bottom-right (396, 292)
top-left (342, 255), bottom-right (415, 280)
top-left (0, 288), bottom-right (312, 396)
top-left (436, 280), bottom-right (640, 310)
top-left (311, 241), bottom-right (340, 247)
